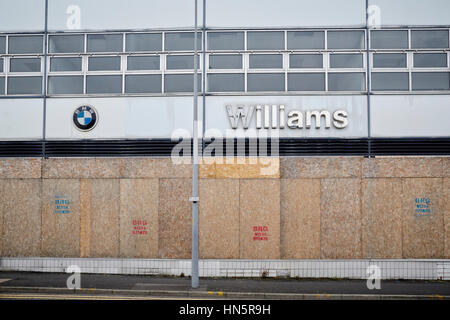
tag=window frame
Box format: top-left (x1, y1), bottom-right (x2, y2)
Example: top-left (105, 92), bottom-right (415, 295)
top-left (1, 28), bottom-right (448, 96)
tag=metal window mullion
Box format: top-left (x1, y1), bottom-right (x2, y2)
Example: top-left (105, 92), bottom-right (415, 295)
top-left (83, 55), bottom-right (87, 94)
top-left (284, 51), bottom-right (288, 92)
top-left (365, 28), bottom-right (370, 93)
top-left (447, 50), bottom-right (450, 68)
top-left (161, 52), bottom-right (166, 93)
top-left (4, 56), bottom-right (8, 94)
top-left (244, 51), bottom-right (248, 92)
top-left (122, 54), bottom-right (126, 94)
top-left (324, 51), bottom-right (329, 91)
top-left (408, 51), bottom-right (413, 91)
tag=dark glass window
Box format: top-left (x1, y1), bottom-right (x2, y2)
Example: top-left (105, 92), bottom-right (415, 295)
top-left (209, 54), bottom-right (242, 69)
top-left (411, 30), bottom-right (449, 49)
top-left (327, 31), bottom-right (364, 49)
top-left (126, 33), bottom-right (162, 52)
top-left (288, 73), bottom-right (325, 91)
top-left (371, 73), bottom-right (409, 91)
top-left (247, 31), bottom-right (284, 50)
top-left (0, 36), bottom-right (6, 54)
top-left (50, 57), bottom-right (82, 72)
top-left (330, 54), bottom-right (363, 68)
top-left (287, 31), bottom-right (325, 49)
top-left (10, 58), bottom-right (41, 73)
top-left (328, 73), bottom-right (365, 91)
top-left (49, 35), bottom-right (84, 53)
top-left (48, 76), bottom-right (84, 94)
top-left (87, 34), bottom-right (123, 52)
top-left (88, 57), bottom-right (121, 71)
top-left (7, 76), bottom-right (42, 94)
top-left (166, 55), bottom-right (199, 70)
top-left (413, 53), bottom-right (447, 68)
top-left (249, 54), bottom-right (283, 69)
top-left (372, 53), bottom-right (407, 68)
top-left (412, 72), bottom-right (450, 90)
top-left (8, 35), bottom-right (43, 54)
top-left (125, 75), bottom-right (162, 93)
top-left (165, 32), bottom-right (202, 51)
top-left (370, 30), bottom-right (408, 49)
top-left (0, 77), bottom-right (4, 95)
top-left (164, 74), bottom-right (201, 93)
top-left (208, 74), bottom-right (244, 92)
top-left (289, 54), bottom-right (323, 68)
top-left (208, 32), bottom-right (244, 50)
top-left (247, 73), bottom-right (285, 92)
top-left (86, 75), bottom-right (122, 93)
top-left (127, 56), bottom-right (160, 70)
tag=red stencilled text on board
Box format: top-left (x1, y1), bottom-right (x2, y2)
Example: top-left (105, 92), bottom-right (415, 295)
top-left (253, 225), bottom-right (269, 241)
top-left (132, 219), bottom-right (148, 235)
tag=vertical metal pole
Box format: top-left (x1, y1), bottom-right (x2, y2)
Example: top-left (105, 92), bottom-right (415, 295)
top-left (191, 0), bottom-right (199, 289)
top-left (365, 0), bottom-right (372, 157)
top-left (42, 0), bottom-right (49, 158)
top-left (201, 0), bottom-right (206, 152)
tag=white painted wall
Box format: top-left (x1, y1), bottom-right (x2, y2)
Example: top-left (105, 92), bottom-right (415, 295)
top-left (205, 95), bottom-right (368, 138)
top-left (0, 99), bottom-right (43, 139)
top-left (45, 97), bottom-right (195, 139)
top-left (370, 95), bottom-right (450, 137)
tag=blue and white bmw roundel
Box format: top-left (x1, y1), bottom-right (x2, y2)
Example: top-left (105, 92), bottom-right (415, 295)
top-left (73, 105), bottom-right (98, 131)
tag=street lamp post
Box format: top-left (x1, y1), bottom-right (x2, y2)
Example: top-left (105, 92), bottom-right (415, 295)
top-left (190, 0), bottom-right (200, 289)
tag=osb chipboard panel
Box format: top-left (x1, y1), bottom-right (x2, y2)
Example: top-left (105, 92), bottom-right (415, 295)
top-left (199, 179), bottom-right (239, 259)
top-left (89, 179), bottom-right (120, 257)
top-left (444, 178), bottom-right (450, 258)
top-left (361, 179), bottom-right (403, 259)
top-left (202, 157), bottom-right (280, 179)
top-left (79, 179), bottom-right (91, 257)
top-left (119, 179), bottom-right (159, 258)
top-left (43, 158), bottom-right (122, 179)
top-left (280, 179), bottom-right (320, 259)
top-left (0, 159), bottom-right (41, 179)
top-left (363, 157), bottom-right (443, 178)
top-left (158, 178), bottom-right (192, 258)
top-left (320, 179), bottom-right (362, 259)
top-left (444, 158), bottom-right (450, 177)
top-left (41, 179), bottom-right (80, 257)
top-left (402, 178), bottom-right (444, 258)
top-left (280, 158), bottom-right (299, 179)
top-left (121, 158), bottom-right (191, 178)
top-left (239, 179), bottom-right (280, 259)
top-left (296, 157), bottom-right (362, 179)
top-left (0, 179), bottom-right (41, 256)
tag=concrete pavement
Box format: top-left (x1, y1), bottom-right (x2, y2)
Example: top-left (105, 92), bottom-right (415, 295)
top-left (1, 271), bottom-right (450, 300)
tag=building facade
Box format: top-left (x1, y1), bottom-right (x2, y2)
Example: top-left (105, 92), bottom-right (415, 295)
top-left (0, 0), bottom-right (449, 278)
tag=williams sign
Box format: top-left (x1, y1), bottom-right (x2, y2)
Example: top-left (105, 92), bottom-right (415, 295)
top-left (226, 105), bottom-right (348, 130)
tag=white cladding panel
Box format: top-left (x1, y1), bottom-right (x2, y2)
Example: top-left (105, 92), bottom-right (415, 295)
top-left (46, 0), bottom-right (364, 31)
top-left (2, 96), bottom-right (450, 140)
top-left (0, 0), bottom-right (45, 32)
top-left (0, 99), bottom-right (43, 140)
top-left (48, 0), bottom-right (199, 31)
top-left (370, 95), bottom-right (450, 137)
top-left (369, 0), bottom-right (450, 26)
top-left (205, 95), bottom-right (368, 138)
top-left (45, 97), bottom-right (194, 139)
top-left (2, 0), bottom-right (450, 32)
top-left (206, 0), bottom-right (365, 28)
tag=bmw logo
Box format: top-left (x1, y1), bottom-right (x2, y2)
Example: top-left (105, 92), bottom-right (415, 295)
top-left (73, 105), bottom-right (98, 132)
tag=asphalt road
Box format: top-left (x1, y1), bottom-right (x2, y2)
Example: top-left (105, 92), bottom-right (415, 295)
top-left (1, 271), bottom-right (449, 298)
